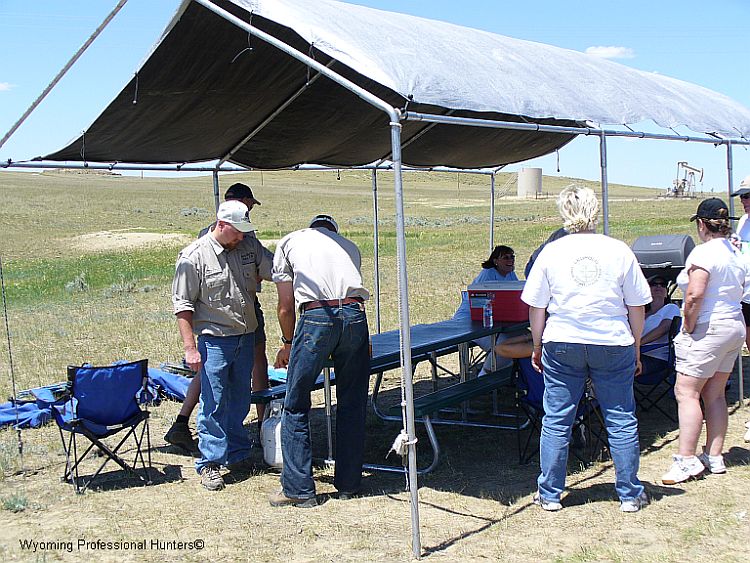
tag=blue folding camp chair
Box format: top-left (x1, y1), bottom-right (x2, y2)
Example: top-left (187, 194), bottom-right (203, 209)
top-left (635, 316), bottom-right (680, 422)
top-left (52, 359), bottom-right (153, 494)
top-left (514, 357), bottom-right (608, 465)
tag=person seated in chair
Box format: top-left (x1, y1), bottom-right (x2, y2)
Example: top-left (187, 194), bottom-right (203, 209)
top-left (496, 276), bottom-right (679, 374)
top-left (639, 275), bottom-right (681, 375)
top-left (454, 245), bottom-right (519, 375)
top-left (474, 245), bottom-right (519, 283)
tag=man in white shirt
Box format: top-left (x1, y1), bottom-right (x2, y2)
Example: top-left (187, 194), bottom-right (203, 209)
top-left (268, 214), bottom-right (370, 507)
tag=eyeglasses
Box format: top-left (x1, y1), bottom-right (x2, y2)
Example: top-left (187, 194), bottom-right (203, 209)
top-left (649, 281), bottom-right (667, 288)
top-left (740, 194), bottom-right (750, 200)
top-left (500, 254), bottom-right (515, 260)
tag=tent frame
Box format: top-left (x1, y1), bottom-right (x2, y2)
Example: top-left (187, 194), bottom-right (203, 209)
top-left (4, 0), bottom-right (750, 557)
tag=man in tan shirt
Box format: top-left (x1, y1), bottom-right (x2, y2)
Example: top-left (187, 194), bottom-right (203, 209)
top-left (165, 183), bottom-right (271, 454)
top-left (172, 200), bottom-right (272, 491)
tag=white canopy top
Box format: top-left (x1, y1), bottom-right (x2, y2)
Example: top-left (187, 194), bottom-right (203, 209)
top-left (46, 0), bottom-right (750, 168)
top-left (240, 0), bottom-right (750, 137)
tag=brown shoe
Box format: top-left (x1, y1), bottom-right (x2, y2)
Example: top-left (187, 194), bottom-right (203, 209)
top-left (268, 488), bottom-right (318, 508)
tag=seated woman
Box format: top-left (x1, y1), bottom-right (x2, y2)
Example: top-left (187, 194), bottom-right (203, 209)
top-left (453, 245), bottom-right (519, 374)
top-left (493, 274), bottom-right (681, 371)
top-left (473, 245), bottom-right (519, 283)
top-left (640, 275), bottom-right (681, 375)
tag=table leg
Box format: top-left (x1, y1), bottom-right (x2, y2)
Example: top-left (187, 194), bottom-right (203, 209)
top-left (323, 366), bottom-right (334, 464)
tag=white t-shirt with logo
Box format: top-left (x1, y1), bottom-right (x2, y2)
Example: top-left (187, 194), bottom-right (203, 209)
top-left (675, 237), bottom-right (749, 325)
top-left (521, 233), bottom-right (651, 346)
top-left (642, 303), bottom-right (680, 361)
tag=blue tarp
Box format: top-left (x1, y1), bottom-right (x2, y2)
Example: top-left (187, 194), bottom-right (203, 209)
top-left (1, 365), bottom-right (293, 430)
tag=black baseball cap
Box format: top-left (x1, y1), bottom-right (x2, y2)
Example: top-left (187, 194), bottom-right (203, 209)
top-left (309, 214), bottom-right (339, 233)
top-left (224, 183), bottom-right (261, 205)
top-left (690, 197), bottom-right (738, 221)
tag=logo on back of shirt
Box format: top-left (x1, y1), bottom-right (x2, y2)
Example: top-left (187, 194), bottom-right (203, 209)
top-left (571, 256), bottom-right (600, 286)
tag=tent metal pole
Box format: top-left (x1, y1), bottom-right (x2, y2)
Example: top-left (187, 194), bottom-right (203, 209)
top-left (1, 162), bottom-right (246, 173)
top-left (727, 142), bottom-right (745, 406)
top-left (489, 173), bottom-right (496, 252)
top-left (194, 2), bottom-right (421, 553)
top-left (0, 0), bottom-right (129, 150)
top-left (727, 141), bottom-right (736, 218)
top-left (599, 132), bottom-right (610, 236)
top-left (194, 0), bottom-right (397, 118)
top-left (403, 112), bottom-right (750, 147)
top-left (212, 170), bottom-right (220, 211)
top-left (390, 116), bottom-right (421, 559)
top-left (372, 169), bottom-right (382, 334)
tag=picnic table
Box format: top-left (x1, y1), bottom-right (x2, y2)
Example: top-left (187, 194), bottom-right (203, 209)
top-left (253, 314), bottom-right (528, 474)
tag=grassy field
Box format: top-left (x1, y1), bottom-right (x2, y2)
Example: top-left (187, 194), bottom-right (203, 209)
top-left (0, 169), bottom-right (748, 562)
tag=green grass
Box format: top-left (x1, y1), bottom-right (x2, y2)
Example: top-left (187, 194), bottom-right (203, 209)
top-left (3, 247), bottom-right (179, 305)
top-left (0, 168), bottom-right (749, 563)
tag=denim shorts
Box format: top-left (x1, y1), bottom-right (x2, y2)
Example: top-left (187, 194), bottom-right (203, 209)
top-left (674, 318), bottom-right (745, 378)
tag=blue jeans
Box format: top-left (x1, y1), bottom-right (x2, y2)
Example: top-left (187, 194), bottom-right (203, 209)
top-left (195, 333), bottom-right (255, 473)
top-left (538, 342), bottom-right (643, 503)
top-left (281, 303), bottom-right (370, 499)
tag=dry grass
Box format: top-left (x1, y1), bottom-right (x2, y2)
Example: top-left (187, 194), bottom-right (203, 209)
top-left (0, 169), bottom-right (748, 561)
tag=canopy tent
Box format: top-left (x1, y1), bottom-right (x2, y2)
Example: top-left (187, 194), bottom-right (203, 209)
top-left (44, 0), bottom-right (750, 169)
top-left (15, 0), bottom-right (750, 558)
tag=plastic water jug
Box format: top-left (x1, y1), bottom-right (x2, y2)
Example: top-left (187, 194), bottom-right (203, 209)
top-left (483, 299), bottom-right (494, 328)
top-left (261, 400), bottom-right (284, 468)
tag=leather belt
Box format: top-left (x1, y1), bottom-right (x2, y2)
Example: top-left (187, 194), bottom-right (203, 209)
top-left (302, 297), bottom-right (363, 312)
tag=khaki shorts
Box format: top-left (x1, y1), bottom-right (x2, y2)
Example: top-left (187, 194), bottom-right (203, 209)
top-left (674, 318), bottom-right (745, 379)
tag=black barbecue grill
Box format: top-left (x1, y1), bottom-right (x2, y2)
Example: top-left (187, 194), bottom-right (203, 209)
top-left (631, 234), bottom-right (696, 296)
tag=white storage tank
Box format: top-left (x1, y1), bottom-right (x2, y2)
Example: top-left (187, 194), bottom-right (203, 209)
top-left (517, 167), bottom-right (543, 197)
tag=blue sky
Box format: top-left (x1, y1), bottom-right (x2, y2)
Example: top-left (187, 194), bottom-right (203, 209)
top-left (1, 0), bottom-right (748, 190)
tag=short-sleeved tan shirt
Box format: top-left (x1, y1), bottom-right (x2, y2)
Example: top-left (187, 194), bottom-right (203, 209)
top-left (172, 232), bottom-right (273, 336)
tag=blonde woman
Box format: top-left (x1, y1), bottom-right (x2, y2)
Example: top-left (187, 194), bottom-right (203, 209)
top-left (662, 198), bottom-right (749, 484)
top-left (521, 185), bottom-right (651, 513)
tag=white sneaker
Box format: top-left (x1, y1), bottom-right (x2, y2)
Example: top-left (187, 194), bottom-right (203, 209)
top-left (620, 491), bottom-right (650, 513)
top-left (533, 492), bottom-right (563, 512)
top-left (698, 451), bottom-right (727, 474)
top-left (744, 421), bottom-right (750, 443)
top-left (662, 455), bottom-right (705, 485)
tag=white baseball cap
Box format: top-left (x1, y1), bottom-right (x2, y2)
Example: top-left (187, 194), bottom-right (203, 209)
top-left (216, 200), bottom-right (256, 232)
top-left (730, 174), bottom-right (750, 197)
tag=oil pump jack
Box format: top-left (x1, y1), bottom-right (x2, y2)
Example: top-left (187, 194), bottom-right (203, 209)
top-left (666, 161), bottom-right (703, 197)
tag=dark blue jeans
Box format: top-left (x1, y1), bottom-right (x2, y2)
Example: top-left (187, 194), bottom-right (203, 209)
top-left (281, 303), bottom-right (370, 498)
